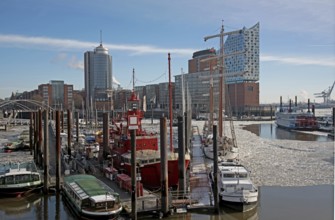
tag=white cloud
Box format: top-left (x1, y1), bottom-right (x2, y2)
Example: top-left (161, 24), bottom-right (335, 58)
top-left (261, 54), bottom-right (335, 67)
top-left (1, 34), bottom-right (334, 69)
top-left (299, 89), bottom-right (309, 102)
top-left (51, 53), bottom-right (83, 70)
top-left (67, 56), bottom-right (84, 70)
top-left (0, 34), bottom-right (196, 56)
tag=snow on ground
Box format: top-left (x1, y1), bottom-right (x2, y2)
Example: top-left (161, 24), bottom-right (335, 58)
top-left (192, 120), bottom-right (334, 187)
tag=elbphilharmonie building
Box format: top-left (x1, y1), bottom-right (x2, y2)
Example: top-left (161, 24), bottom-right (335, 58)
top-left (175, 23), bottom-right (260, 116)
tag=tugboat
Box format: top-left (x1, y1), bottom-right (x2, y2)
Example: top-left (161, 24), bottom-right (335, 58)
top-left (109, 70), bottom-right (191, 189)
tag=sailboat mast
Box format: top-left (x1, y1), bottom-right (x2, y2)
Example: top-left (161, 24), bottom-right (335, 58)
top-left (168, 53), bottom-right (173, 152)
top-left (209, 61), bottom-right (214, 132)
top-left (219, 23), bottom-right (224, 138)
top-left (132, 68), bottom-right (135, 91)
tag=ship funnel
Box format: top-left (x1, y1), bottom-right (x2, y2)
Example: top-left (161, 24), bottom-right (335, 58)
top-left (289, 99), bottom-right (292, 113)
top-left (307, 99), bottom-right (310, 113)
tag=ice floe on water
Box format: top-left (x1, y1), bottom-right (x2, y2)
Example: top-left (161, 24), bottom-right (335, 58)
top-left (1, 122), bottom-right (333, 187)
top-left (193, 120), bottom-right (334, 187)
top-left (0, 125), bottom-right (32, 162)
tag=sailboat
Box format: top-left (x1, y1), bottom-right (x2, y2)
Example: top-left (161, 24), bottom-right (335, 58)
top-left (109, 69), bottom-right (191, 189)
top-left (206, 22), bottom-right (258, 213)
top-left (201, 52), bottom-right (238, 161)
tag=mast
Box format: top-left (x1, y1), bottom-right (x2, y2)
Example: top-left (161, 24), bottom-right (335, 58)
top-left (209, 60), bottom-right (214, 132)
top-left (219, 23), bottom-right (224, 138)
top-left (132, 68), bottom-right (135, 91)
top-left (168, 53), bottom-right (173, 152)
top-left (100, 30), bottom-right (102, 45)
top-left (204, 22), bottom-right (229, 138)
top-left (203, 23), bottom-right (224, 137)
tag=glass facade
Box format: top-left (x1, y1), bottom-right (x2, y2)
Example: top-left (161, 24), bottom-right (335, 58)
top-left (84, 44), bottom-right (113, 109)
top-left (175, 23), bottom-right (260, 113)
top-left (224, 23), bottom-right (259, 83)
top-left (51, 80), bottom-right (64, 109)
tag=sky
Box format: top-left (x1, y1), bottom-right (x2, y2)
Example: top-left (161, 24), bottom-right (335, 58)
top-left (0, 0), bottom-right (334, 104)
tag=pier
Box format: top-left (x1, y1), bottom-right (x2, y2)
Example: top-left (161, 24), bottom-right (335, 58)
top-left (1, 107), bottom-right (334, 219)
top-left (49, 114), bottom-right (215, 218)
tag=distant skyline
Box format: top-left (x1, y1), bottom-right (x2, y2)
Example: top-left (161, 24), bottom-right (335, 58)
top-left (0, 0), bottom-right (334, 104)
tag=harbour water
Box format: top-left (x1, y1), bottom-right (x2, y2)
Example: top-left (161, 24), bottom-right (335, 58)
top-left (242, 122), bottom-right (333, 142)
top-left (0, 119), bottom-right (334, 220)
top-left (0, 185), bottom-right (333, 219)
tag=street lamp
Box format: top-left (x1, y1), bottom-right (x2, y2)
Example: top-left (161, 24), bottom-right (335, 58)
top-left (106, 89), bottom-right (113, 118)
top-left (151, 100), bottom-right (154, 124)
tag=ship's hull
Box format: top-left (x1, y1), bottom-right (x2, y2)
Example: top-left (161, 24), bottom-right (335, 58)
top-left (62, 174), bottom-right (122, 220)
top-left (0, 182), bottom-right (43, 197)
top-left (62, 194), bottom-right (122, 220)
top-left (121, 159), bottom-right (190, 189)
top-left (275, 112), bottom-right (319, 131)
top-left (220, 199), bottom-right (258, 212)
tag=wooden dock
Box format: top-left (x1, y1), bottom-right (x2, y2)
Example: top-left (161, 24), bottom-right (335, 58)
top-left (44, 119), bottom-right (215, 217)
top-left (186, 125), bottom-right (215, 213)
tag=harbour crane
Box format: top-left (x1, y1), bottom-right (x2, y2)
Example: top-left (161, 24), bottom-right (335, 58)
top-left (314, 81), bottom-right (335, 103)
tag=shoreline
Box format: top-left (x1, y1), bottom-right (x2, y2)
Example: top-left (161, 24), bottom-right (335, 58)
top-left (1, 122), bottom-right (334, 187)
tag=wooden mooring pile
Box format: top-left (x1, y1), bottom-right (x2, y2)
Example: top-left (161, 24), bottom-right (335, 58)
top-left (25, 109), bottom-right (218, 219)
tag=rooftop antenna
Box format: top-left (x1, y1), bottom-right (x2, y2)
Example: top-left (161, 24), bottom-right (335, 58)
top-left (100, 30), bottom-right (103, 46)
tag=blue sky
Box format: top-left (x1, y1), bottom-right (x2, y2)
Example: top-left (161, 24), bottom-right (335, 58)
top-left (0, 0), bottom-right (334, 104)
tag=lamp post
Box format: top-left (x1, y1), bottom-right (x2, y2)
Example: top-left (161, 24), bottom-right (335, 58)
top-left (106, 89), bottom-right (113, 119)
top-left (151, 100), bottom-right (154, 124)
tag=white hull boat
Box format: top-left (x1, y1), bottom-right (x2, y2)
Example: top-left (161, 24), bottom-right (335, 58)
top-left (210, 161), bottom-right (258, 212)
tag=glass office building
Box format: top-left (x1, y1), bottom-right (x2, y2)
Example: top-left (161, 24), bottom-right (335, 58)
top-left (84, 43), bottom-right (113, 109)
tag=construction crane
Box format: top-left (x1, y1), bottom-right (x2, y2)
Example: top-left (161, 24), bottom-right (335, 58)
top-left (314, 81), bottom-right (335, 103)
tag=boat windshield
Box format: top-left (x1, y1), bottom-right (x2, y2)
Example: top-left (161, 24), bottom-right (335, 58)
top-left (92, 201), bottom-right (115, 209)
top-left (0, 162), bottom-right (38, 173)
top-left (0, 173), bottom-right (40, 185)
top-left (223, 173), bottom-right (248, 178)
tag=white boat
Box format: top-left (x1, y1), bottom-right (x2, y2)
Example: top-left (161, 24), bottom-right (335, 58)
top-left (317, 115), bottom-right (334, 132)
top-left (210, 161), bottom-right (258, 212)
top-left (0, 161), bottom-right (43, 197)
top-left (62, 174), bottom-right (123, 219)
top-left (275, 97), bottom-right (319, 131)
top-left (275, 110), bottom-right (319, 131)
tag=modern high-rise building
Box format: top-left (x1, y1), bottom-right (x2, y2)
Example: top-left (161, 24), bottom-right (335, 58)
top-left (176, 23), bottom-right (260, 116)
top-left (84, 43), bottom-right (113, 111)
top-left (224, 22), bottom-right (259, 83)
